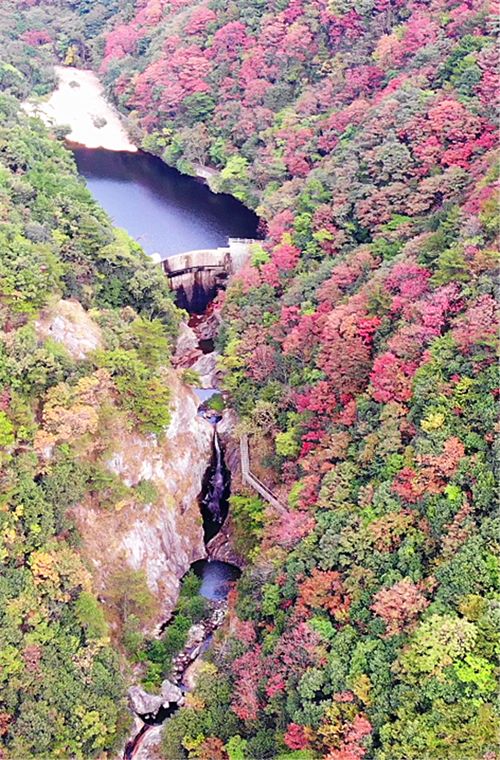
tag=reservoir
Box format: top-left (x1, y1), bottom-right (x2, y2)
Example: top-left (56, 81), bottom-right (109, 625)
top-left (73, 147), bottom-right (259, 259)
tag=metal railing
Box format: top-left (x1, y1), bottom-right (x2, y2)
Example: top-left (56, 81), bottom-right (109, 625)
top-left (163, 263), bottom-right (227, 277)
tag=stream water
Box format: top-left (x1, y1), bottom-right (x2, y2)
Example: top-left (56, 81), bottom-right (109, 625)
top-left (191, 559), bottom-right (241, 601)
top-left (123, 366), bottom-right (238, 758)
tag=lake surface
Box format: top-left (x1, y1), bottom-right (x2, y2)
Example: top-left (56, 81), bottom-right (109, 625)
top-left (72, 148), bottom-right (259, 259)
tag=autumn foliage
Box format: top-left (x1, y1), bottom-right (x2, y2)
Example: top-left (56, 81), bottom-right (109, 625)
top-left (1, 0), bottom-right (498, 757)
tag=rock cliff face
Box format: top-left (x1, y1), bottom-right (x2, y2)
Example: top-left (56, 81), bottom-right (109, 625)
top-left (217, 408), bottom-right (241, 484)
top-left (36, 299), bottom-right (214, 627)
top-left (72, 370), bottom-right (213, 625)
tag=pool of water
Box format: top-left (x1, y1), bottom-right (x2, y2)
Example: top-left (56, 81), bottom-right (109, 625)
top-left (191, 560), bottom-right (241, 601)
top-left (194, 388), bottom-right (219, 404)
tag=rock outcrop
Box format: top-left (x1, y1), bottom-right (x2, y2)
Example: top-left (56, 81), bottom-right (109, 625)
top-left (190, 351), bottom-right (221, 388)
top-left (206, 517), bottom-right (243, 567)
top-left (128, 679), bottom-right (183, 717)
top-left (36, 298), bottom-right (102, 359)
top-left (128, 725), bottom-right (164, 760)
top-left (173, 322), bottom-right (201, 368)
top-left (192, 309), bottom-right (221, 342)
top-left (182, 657), bottom-right (206, 692)
top-left (217, 408), bottom-right (241, 483)
top-left (36, 299), bottom-right (214, 627)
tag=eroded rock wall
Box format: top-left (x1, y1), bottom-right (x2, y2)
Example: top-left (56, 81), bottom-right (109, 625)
top-left (36, 297), bottom-right (103, 359)
top-left (206, 409), bottom-right (244, 567)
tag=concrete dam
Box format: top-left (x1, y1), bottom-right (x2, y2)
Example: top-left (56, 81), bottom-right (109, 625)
top-left (158, 238), bottom-right (258, 312)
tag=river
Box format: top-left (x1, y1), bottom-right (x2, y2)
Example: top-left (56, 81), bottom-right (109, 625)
top-left (28, 66), bottom-right (258, 258)
top-left (73, 147), bottom-right (258, 259)
top-left (28, 69), bottom-right (246, 756)
top-left (191, 559), bottom-right (240, 601)
top-left (71, 145), bottom-right (245, 597)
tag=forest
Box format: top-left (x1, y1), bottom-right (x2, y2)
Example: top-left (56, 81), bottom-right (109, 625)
top-left (0, 27), bottom-right (183, 754)
top-left (0, 0), bottom-right (498, 758)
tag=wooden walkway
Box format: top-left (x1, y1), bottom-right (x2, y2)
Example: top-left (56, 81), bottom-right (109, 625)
top-left (239, 434), bottom-right (287, 513)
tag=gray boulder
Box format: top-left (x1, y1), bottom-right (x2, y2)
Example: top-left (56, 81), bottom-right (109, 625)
top-left (128, 679), bottom-right (183, 717)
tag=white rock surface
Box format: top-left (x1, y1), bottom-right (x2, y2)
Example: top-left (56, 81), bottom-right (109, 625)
top-left (132, 725), bottom-right (164, 760)
top-left (182, 657), bottom-right (206, 692)
top-left (173, 322), bottom-right (200, 367)
top-left (184, 623), bottom-right (206, 649)
top-left (128, 679), bottom-right (183, 716)
top-left (190, 351), bottom-right (221, 388)
top-left (36, 300), bottom-right (214, 626)
top-left (128, 687), bottom-right (165, 717)
top-left (72, 371), bottom-right (214, 623)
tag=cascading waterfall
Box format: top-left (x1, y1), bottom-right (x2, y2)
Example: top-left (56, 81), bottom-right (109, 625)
top-left (203, 432), bottom-right (224, 524)
top-left (66, 134), bottom-right (255, 760)
top-left (200, 429), bottom-right (230, 542)
top-left (124, 311), bottom-right (235, 759)
top-left (123, 428), bottom-right (236, 759)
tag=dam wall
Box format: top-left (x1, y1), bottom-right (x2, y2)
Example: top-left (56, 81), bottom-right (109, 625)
top-left (161, 238), bottom-right (257, 312)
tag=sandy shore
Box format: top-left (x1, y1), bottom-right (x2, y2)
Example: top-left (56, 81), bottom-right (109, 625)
top-left (24, 66), bottom-right (137, 152)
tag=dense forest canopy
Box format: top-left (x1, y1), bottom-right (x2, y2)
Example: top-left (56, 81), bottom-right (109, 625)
top-left (0, 0), bottom-right (498, 758)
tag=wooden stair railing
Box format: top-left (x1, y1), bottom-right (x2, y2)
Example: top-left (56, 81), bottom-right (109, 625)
top-left (239, 434), bottom-right (287, 513)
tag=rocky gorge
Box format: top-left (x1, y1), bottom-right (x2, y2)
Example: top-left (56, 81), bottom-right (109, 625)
top-left (35, 296), bottom-right (231, 614)
top-left (71, 367), bottom-right (213, 626)
top-left (120, 305), bottom-right (245, 758)
top-left (36, 293), bottom-right (244, 759)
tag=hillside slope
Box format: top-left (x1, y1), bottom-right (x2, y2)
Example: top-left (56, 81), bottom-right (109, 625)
top-left (0, 72), bottom-right (213, 756)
